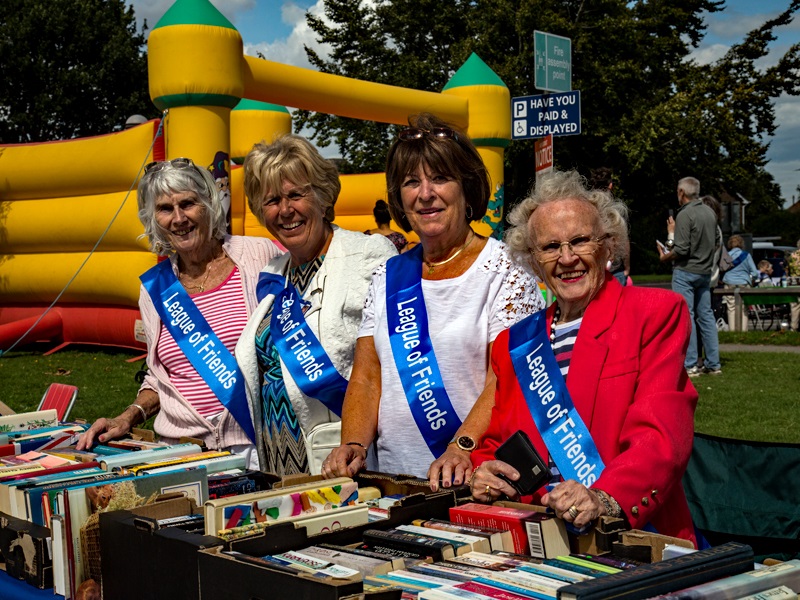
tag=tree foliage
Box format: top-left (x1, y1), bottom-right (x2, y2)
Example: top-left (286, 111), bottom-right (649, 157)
top-left (0, 0), bottom-right (153, 143)
top-left (300, 0), bottom-right (800, 273)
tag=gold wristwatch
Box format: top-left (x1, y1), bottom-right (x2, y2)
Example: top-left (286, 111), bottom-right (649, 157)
top-left (448, 435), bottom-right (477, 452)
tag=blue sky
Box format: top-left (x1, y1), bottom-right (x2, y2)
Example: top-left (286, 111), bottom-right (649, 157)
top-left (129, 0), bottom-right (800, 206)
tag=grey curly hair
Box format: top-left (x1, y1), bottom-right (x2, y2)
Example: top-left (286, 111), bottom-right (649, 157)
top-left (505, 170), bottom-right (629, 267)
top-left (137, 161), bottom-right (226, 256)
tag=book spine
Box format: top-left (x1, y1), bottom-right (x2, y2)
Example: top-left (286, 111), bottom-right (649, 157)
top-left (474, 576), bottom-right (554, 599)
top-left (657, 560), bottom-right (800, 600)
top-left (450, 506), bottom-right (531, 554)
top-left (459, 580), bottom-right (539, 600)
top-left (363, 528), bottom-right (454, 561)
top-left (556, 542), bottom-right (755, 600)
top-left (736, 586), bottom-right (797, 600)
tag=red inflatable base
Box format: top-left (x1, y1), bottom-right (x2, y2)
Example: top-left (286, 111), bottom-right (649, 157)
top-left (0, 305), bottom-right (146, 354)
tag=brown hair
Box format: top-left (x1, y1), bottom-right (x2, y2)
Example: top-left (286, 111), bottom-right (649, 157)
top-left (385, 113), bottom-right (489, 233)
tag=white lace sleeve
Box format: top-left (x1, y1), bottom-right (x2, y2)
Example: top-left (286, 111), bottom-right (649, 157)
top-left (484, 242), bottom-right (546, 334)
top-left (358, 262), bottom-right (387, 338)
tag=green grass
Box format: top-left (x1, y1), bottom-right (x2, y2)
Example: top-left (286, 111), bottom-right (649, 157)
top-left (0, 345), bottom-right (143, 423)
top-left (693, 352), bottom-right (800, 443)
top-left (718, 330), bottom-right (800, 346)
top-left (631, 273), bottom-right (672, 284)
top-left (1, 342), bottom-right (798, 444)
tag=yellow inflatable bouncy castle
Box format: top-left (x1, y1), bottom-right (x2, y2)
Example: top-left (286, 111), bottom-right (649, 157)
top-left (0, 0), bottom-right (511, 352)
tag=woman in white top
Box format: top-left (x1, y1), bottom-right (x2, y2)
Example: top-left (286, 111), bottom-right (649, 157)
top-left (323, 113), bottom-right (544, 487)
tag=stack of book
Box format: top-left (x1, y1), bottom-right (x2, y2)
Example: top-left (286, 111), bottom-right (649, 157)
top-left (219, 524), bottom-right (800, 600)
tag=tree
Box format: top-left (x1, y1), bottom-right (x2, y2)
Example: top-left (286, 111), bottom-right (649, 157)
top-left (0, 0), bottom-right (153, 143)
top-left (301, 0), bottom-right (800, 273)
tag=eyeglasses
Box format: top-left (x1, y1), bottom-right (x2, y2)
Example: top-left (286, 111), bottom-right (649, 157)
top-left (532, 234), bottom-right (610, 263)
top-left (262, 188), bottom-right (311, 208)
top-left (144, 157), bottom-right (196, 174)
top-left (398, 127), bottom-right (459, 142)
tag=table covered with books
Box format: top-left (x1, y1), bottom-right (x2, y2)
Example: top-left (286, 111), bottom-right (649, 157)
top-left (2, 409), bottom-right (800, 600)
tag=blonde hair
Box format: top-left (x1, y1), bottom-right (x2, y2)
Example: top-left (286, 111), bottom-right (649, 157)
top-left (243, 134), bottom-right (341, 225)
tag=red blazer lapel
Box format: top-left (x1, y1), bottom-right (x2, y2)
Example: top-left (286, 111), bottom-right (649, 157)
top-left (565, 275), bottom-right (623, 428)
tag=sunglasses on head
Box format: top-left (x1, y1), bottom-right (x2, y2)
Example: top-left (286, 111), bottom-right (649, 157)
top-left (397, 127), bottom-right (459, 142)
top-left (144, 157), bottom-right (196, 174)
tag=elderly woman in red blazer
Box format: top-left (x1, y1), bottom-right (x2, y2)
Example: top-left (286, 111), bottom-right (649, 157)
top-left (470, 170), bottom-right (699, 546)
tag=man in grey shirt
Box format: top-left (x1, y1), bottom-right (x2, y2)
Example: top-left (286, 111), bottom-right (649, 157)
top-left (657, 176), bottom-right (722, 376)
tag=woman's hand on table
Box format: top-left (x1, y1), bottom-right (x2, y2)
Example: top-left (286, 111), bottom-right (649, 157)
top-left (321, 443), bottom-right (367, 478)
top-left (541, 479), bottom-right (605, 529)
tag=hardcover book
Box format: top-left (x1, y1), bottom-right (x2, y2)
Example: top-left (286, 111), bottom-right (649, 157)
top-left (413, 518), bottom-right (515, 552)
top-left (736, 585), bottom-right (797, 600)
top-left (203, 476), bottom-right (355, 535)
top-left (65, 466), bottom-right (209, 590)
top-left (293, 544), bottom-right (398, 576)
top-left (653, 559), bottom-right (800, 599)
top-left (0, 410), bottom-right (58, 433)
top-left (449, 503), bottom-right (568, 558)
top-left (316, 542), bottom-right (407, 571)
top-left (216, 503), bottom-right (369, 540)
top-left (556, 542), bottom-right (755, 600)
top-left (362, 528), bottom-right (457, 562)
top-left (397, 523), bottom-right (493, 553)
top-left (97, 442), bottom-right (203, 471)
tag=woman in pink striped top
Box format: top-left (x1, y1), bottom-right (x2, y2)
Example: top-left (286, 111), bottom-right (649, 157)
top-left (78, 158), bottom-right (281, 468)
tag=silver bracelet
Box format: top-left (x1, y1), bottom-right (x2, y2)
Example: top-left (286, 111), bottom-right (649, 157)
top-left (127, 403), bottom-right (148, 425)
top-left (592, 488), bottom-right (622, 518)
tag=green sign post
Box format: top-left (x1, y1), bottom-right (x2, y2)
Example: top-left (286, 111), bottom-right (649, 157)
top-left (534, 30), bottom-right (572, 93)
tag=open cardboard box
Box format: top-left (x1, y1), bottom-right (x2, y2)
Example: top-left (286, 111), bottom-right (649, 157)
top-left (198, 471), bottom-right (462, 598)
top-left (225, 470), bottom-right (463, 556)
top-left (100, 495), bottom-right (223, 600)
top-left (612, 529), bottom-right (695, 563)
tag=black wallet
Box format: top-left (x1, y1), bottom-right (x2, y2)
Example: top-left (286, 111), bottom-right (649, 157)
top-left (494, 430), bottom-right (552, 495)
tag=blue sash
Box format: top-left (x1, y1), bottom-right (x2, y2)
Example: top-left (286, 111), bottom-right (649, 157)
top-left (140, 260), bottom-right (256, 443)
top-left (385, 246), bottom-right (462, 458)
top-left (508, 310), bottom-right (605, 486)
top-left (256, 272), bottom-right (348, 416)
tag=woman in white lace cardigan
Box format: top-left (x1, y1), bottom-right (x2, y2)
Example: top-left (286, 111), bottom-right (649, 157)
top-left (322, 113), bottom-right (544, 488)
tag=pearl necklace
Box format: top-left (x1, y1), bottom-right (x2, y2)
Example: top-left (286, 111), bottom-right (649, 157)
top-left (423, 231), bottom-right (474, 275)
top-left (549, 304), bottom-right (561, 349)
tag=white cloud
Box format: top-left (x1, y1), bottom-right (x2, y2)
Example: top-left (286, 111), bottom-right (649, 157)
top-left (688, 43), bottom-right (729, 65)
top-left (244, 1), bottom-right (330, 69)
top-left (129, 0), bottom-right (257, 35)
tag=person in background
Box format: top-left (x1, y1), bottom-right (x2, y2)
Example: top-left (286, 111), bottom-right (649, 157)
top-left (657, 176), bottom-right (721, 376)
top-left (721, 234), bottom-right (759, 331)
top-left (788, 239), bottom-right (800, 330)
top-left (470, 170), bottom-right (699, 547)
top-left (366, 199), bottom-right (408, 252)
top-left (237, 135), bottom-right (396, 476)
top-left (588, 167), bottom-right (630, 286)
top-left (756, 260), bottom-right (775, 287)
top-left (78, 158), bottom-right (282, 467)
top-left (702, 196), bottom-right (723, 289)
top-left (322, 113), bottom-right (544, 488)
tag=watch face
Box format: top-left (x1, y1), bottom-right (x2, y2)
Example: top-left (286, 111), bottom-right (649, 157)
top-left (457, 435), bottom-right (476, 451)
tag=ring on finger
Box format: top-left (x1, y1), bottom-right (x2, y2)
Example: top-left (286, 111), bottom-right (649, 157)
top-left (568, 505), bottom-right (579, 519)
top-left (485, 484), bottom-right (491, 497)
top-left (468, 466), bottom-right (480, 487)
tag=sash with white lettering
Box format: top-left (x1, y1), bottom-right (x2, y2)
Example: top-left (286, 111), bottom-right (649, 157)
top-left (256, 272), bottom-right (348, 416)
top-left (385, 246), bottom-right (462, 458)
top-left (508, 310), bottom-right (605, 486)
top-left (140, 260), bottom-right (256, 442)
